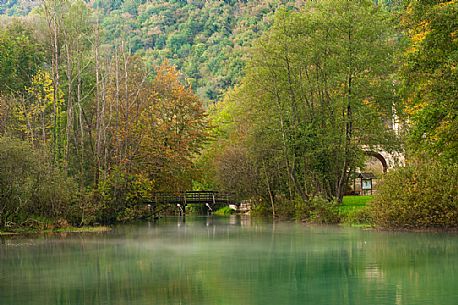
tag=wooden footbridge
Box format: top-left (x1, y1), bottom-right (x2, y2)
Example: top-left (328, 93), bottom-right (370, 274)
top-left (147, 191), bottom-right (236, 215)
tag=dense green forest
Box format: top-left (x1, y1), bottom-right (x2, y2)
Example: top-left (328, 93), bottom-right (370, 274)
top-left (0, 0), bottom-right (456, 230)
top-left (2, 0), bottom-right (308, 103)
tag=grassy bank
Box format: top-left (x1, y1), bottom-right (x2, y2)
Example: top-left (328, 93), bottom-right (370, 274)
top-left (340, 195), bottom-right (373, 213)
top-left (339, 196), bottom-right (374, 226)
top-left (0, 226), bottom-right (111, 235)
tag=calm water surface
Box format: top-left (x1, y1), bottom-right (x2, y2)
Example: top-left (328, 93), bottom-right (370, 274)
top-left (1, 216), bottom-right (457, 305)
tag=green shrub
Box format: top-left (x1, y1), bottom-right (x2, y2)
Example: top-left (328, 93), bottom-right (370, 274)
top-left (96, 167), bottom-right (155, 223)
top-left (0, 137), bottom-right (80, 229)
top-left (342, 207), bottom-right (374, 225)
top-left (0, 137), bottom-right (37, 227)
top-left (293, 196), bottom-right (340, 224)
top-left (249, 197), bottom-right (271, 216)
top-left (306, 196), bottom-right (341, 224)
top-left (370, 161), bottom-right (458, 229)
top-left (250, 194), bottom-right (341, 223)
top-left (274, 195), bottom-right (298, 219)
top-left (116, 206), bottom-right (151, 223)
top-left (214, 206), bottom-right (235, 216)
top-left (28, 162), bottom-right (80, 222)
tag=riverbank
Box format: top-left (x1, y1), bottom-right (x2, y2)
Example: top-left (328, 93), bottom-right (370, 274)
top-left (0, 226), bottom-right (111, 236)
top-left (317, 195), bottom-right (457, 232)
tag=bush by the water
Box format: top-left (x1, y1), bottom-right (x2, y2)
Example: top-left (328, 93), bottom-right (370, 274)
top-left (0, 137), bottom-right (80, 230)
top-left (213, 206), bottom-right (235, 216)
top-left (296, 196), bottom-right (341, 224)
top-left (95, 167), bottom-right (155, 223)
top-left (252, 195), bottom-right (340, 224)
top-left (370, 161), bottom-right (458, 229)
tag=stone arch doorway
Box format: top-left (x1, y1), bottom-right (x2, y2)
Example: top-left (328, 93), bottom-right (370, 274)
top-left (364, 151), bottom-right (388, 173)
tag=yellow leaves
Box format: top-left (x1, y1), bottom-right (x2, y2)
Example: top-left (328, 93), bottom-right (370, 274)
top-left (437, 0), bottom-right (457, 8)
top-left (451, 63), bottom-right (457, 73)
top-left (12, 69), bottom-right (64, 144)
top-left (404, 100), bottom-right (428, 116)
top-left (406, 20), bottom-right (431, 55)
top-left (26, 70), bottom-right (64, 107)
top-left (412, 30), bottom-right (428, 44)
top-left (28, 71), bottom-right (53, 100)
top-left (361, 98), bottom-right (377, 113)
top-left (434, 117), bottom-right (453, 139)
top-left (403, 75), bottom-right (434, 116)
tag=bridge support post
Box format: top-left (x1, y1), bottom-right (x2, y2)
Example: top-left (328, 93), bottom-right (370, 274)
top-left (148, 203), bottom-right (156, 219)
top-left (183, 195), bottom-right (187, 216)
top-left (177, 204), bottom-right (185, 216)
top-left (205, 203), bottom-right (213, 215)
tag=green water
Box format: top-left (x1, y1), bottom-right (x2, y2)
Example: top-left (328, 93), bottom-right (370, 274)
top-left (1, 217), bottom-right (457, 305)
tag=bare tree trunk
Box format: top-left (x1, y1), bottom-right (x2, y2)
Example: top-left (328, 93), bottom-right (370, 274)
top-left (274, 87), bottom-right (309, 204)
top-left (115, 47), bottom-right (121, 166)
top-left (20, 95), bottom-right (35, 145)
top-left (76, 46), bottom-right (85, 182)
top-left (53, 10), bottom-right (60, 163)
top-left (101, 56), bottom-right (108, 180)
top-left (44, 0), bottom-right (61, 163)
top-left (337, 21), bottom-right (354, 202)
top-left (64, 38), bottom-right (73, 166)
top-left (94, 10), bottom-right (101, 185)
top-left (262, 160), bottom-right (275, 218)
top-left (122, 40), bottom-right (129, 168)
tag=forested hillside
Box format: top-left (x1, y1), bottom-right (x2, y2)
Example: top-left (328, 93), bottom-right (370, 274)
top-left (100, 0), bottom-right (307, 102)
top-left (2, 0), bottom-right (306, 102)
top-left (0, 0), bottom-right (43, 15)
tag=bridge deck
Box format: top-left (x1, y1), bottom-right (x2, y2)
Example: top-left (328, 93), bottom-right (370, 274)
top-left (150, 191), bottom-right (234, 205)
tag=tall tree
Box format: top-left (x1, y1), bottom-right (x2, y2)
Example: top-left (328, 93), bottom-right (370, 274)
top-left (59, 0), bottom-right (93, 171)
top-left (401, 0), bottom-right (458, 163)
top-left (212, 0), bottom-right (399, 202)
top-left (103, 56), bottom-right (207, 192)
top-left (0, 21), bottom-right (45, 95)
top-left (43, 0), bottom-right (65, 162)
top-left (138, 64), bottom-right (207, 191)
top-left (0, 20), bottom-right (46, 137)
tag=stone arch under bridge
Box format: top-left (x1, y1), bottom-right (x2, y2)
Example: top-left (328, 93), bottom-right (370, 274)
top-left (362, 146), bottom-right (405, 173)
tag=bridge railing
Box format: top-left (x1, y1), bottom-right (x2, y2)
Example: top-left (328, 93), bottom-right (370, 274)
top-left (150, 191), bottom-right (234, 205)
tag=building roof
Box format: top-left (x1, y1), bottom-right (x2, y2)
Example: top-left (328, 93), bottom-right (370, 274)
top-left (357, 172), bottom-right (377, 179)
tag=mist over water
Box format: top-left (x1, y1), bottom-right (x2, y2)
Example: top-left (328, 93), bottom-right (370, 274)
top-left (1, 216), bottom-right (457, 305)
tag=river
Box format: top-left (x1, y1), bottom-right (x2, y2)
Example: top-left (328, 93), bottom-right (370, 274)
top-left (1, 216), bottom-right (457, 305)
